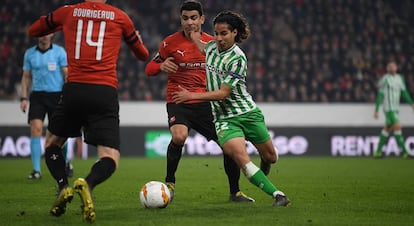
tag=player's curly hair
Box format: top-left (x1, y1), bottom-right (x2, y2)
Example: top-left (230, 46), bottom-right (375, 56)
top-left (213, 11), bottom-right (250, 44)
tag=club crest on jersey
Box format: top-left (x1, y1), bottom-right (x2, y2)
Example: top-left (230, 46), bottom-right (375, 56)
top-left (218, 130), bottom-right (225, 138)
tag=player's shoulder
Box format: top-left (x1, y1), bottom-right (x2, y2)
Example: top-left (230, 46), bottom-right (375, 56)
top-left (233, 44), bottom-right (245, 54)
top-left (163, 31), bottom-right (185, 43)
top-left (228, 44), bottom-right (246, 60)
top-left (201, 32), bottom-right (214, 41)
top-left (205, 40), bottom-right (216, 49)
top-left (396, 73), bottom-right (406, 82)
top-left (379, 74), bottom-right (388, 82)
top-left (160, 31), bottom-right (186, 49)
top-left (382, 73), bottom-right (391, 78)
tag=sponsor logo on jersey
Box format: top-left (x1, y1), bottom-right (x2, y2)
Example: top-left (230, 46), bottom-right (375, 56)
top-left (229, 71), bottom-right (242, 79)
top-left (176, 49), bottom-right (185, 56)
top-left (206, 64), bottom-right (226, 76)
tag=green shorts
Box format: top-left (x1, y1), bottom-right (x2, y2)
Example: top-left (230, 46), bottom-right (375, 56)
top-left (214, 108), bottom-right (271, 146)
top-left (384, 111), bottom-right (399, 127)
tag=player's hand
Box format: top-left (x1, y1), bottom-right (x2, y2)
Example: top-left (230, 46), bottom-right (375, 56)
top-left (373, 112), bottom-right (379, 119)
top-left (189, 31), bottom-right (201, 42)
top-left (160, 57), bottom-right (178, 73)
top-left (20, 100), bottom-right (27, 113)
top-left (172, 86), bottom-right (192, 104)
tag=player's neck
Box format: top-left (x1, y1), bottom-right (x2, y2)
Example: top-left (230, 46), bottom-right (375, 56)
top-left (38, 43), bottom-right (51, 51)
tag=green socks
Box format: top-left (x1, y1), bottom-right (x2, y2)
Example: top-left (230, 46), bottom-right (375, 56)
top-left (375, 130), bottom-right (408, 156)
top-left (395, 131), bottom-right (407, 154)
top-left (375, 130), bottom-right (388, 155)
top-left (243, 161), bottom-right (277, 196)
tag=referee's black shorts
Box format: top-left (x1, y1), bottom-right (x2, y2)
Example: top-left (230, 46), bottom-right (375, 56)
top-left (48, 82), bottom-right (120, 150)
top-left (28, 91), bottom-right (61, 124)
top-left (166, 102), bottom-right (217, 141)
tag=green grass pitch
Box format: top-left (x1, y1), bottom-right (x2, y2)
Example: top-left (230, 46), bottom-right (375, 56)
top-left (0, 156), bottom-right (413, 226)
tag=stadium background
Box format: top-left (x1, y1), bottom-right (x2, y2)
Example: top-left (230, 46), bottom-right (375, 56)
top-left (0, 0), bottom-right (413, 158)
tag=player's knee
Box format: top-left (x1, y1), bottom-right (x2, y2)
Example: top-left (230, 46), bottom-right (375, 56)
top-left (30, 126), bottom-right (43, 136)
top-left (97, 146), bottom-right (120, 169)
top-left (393, 124), bottom-right (402, 131)
top-left (44, 132), bottom-right (67, 150)
top-left (171, 133), bottom-right (188, 145)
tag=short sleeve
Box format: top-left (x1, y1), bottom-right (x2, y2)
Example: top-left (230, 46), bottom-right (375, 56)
top-left (22, 49), bottom-right (31, 71)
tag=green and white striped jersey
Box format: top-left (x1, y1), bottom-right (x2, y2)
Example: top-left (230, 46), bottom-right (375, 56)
top-left (204, 41), bottom-right (256, 120)
top-left (378, 73), bottom-right (407, 111)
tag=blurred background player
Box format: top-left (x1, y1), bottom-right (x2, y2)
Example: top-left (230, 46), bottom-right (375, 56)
top-left (173, 10), bottom-right (290, 206)
top-left (374, 61), bottom-right (414, 158)
top-left (20, 33), bottom-right (73, 179)
top-left (28, 0), bottom-right (149, 223)
top-left (145, 0), bottom-right (254, 202)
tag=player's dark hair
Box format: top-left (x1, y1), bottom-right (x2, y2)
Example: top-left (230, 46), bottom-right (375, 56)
top-left (180, 0), bottom-right (203, 16)
top-left (213, 11), bottom-right (250, 43)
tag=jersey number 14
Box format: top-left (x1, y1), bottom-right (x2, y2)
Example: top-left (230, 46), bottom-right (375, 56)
top-left (75, 19), bottom-right (106, 60)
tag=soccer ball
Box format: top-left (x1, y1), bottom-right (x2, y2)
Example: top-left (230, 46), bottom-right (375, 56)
top-left (139, 181), bottom-right (171, 208)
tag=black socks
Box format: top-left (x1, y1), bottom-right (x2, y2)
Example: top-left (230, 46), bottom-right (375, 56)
top-left (45, 144), bottom-right (68, 190)
top-left (165, 141), bottom-right (184, 183)
top-left (85, 157), bottom-right (116, 191)
top-left (223, 153), bottom-right (241, 194)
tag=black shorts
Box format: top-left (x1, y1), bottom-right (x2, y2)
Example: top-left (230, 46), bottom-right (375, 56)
top-left (28, 91), bottom-right (61, 124)
top-left (48, 83), bottom-right (120, 150)
top-left (166, 102), bottom-right (217, 141)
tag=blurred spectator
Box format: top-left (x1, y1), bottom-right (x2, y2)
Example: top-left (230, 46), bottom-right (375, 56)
top-left (1, 0), bottom-right (414, 102)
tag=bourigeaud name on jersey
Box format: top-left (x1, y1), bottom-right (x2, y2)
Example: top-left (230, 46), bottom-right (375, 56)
top-left (73, 8), bottom-right (115, 20)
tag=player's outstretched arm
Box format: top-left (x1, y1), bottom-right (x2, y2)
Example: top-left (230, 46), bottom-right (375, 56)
top-left (126, 30), bottom-right (149, 61)
top-left (172, 84), bottom-right (232, 103)
top-left (145, 60), bottom-right (162, 76)
top-left (145, 57), bottom-right (178, 76)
